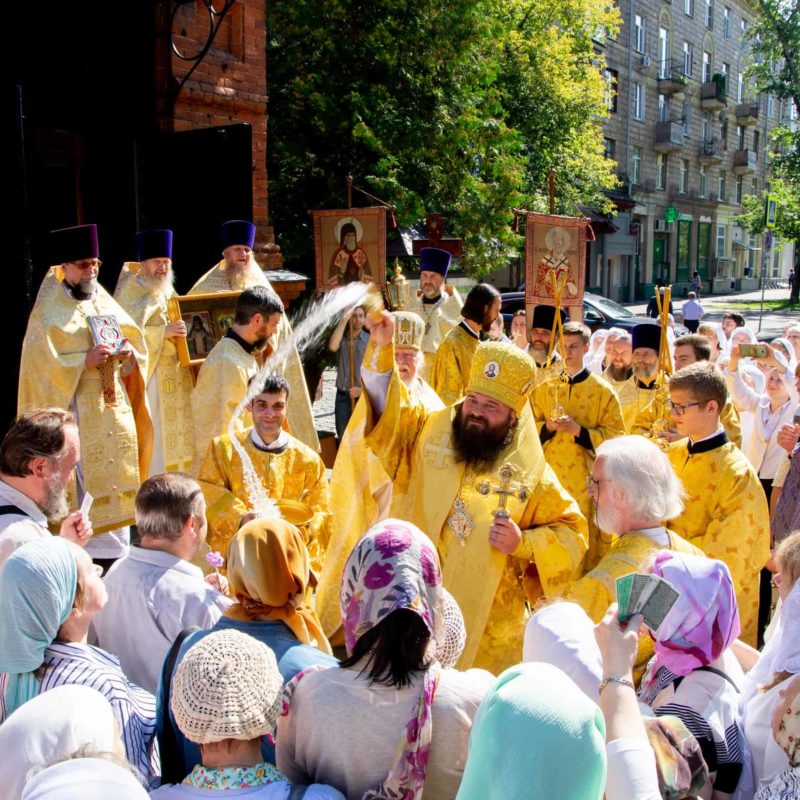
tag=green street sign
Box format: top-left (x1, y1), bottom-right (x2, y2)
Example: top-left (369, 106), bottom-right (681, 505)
top-left (678, 213), bottom-right (694, 222)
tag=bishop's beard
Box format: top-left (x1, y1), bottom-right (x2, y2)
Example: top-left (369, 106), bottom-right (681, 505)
top-left (451, 404), bottom-right (516, 469)
top-left (65, 278), bottom-right (97, 301)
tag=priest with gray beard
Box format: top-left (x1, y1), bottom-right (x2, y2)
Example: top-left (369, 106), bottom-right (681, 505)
top-left (0, 408), bottom-right (91, 569)
top-left (114, 229), bottom-right (195, 475)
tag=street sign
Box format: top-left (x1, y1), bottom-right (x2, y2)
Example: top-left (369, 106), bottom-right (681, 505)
top-left (764, 230), bottom-right (773, 253)
top-left (765, 195), bottom-right (778, 229)
top-left (664, 207), bottom-right (678, 223)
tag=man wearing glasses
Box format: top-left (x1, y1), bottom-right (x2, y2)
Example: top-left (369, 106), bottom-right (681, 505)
top-left (18, 223), bottom-right (153, 572)
top-left (666, 361), bottom-right (769, 646)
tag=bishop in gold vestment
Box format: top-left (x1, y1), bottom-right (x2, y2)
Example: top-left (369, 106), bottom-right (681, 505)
top-left (18, 225), bottom-right (152, 540)
top-left (361, 321), bottom-right (587, 674)
top-left (189, 220), bottom-right (319, 453)
top-left (114, 230), bottom-right (193, 474)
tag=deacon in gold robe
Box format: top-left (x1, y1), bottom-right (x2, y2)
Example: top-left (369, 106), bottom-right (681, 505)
top-left (18, 224), bottom-right (152, 561)
top-left (114, 229), bottom-right (193, 474)
top-left (564, 436), bottom-right (703, 677)
top-left (430, 283), bottom-right (501, 405)
top-left (191, 287), bottom-right (284, 472)
top-left (631, 333), bottom-right (742, 447)
top-left (404, 247), bottom-right (463, 382)
top-left (361, 314), bottom-right (588, 674)
top-left (531, 321), bottom-right (625, 570)
top-left (317, 311), bottom-right (444, 640)
top-left (600, 329), bottom-right (638, 432)
top-left (666, 363), bottom-right (770, 646)
top-left (189, 220), bottom-right (319, 452)
top-left (197, 373), bottom-right (330, 573)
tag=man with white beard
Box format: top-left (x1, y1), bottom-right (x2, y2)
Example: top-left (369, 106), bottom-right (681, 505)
top-left (0, 408), bottom-right (92, 568)
top-left (115, 229), bottom-right (194, 474)
top-left (317, 311), bottom-right (444, 641)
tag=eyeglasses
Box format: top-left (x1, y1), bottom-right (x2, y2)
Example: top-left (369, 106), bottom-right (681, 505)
top-left (667, 399), bottom-right (703, 415)
top-left (586, 476), bottom-right (613, 492)
top-left (68, 259), bottom-right (102, 270)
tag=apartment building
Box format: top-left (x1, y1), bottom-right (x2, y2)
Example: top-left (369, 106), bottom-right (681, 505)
top-left (591, 0), bottom-right (793, 300)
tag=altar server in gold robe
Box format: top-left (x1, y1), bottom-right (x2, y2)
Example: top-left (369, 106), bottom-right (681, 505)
top-left (531, 321), bottom-right (625, 569)
top-left (666, 362), bottom-right (770, 645)
top-left (114, 229), bottom-right (194, 474)
top-left (191, 287), bottom-right (284, 472)
top-left (189, 220), bottom-right (319, 452)
top-left (430, 282), bottom-right (501, 406)
top-left (197, 373), bottom-right (330, 572)
top-left (631, 334), bottom-right (741, 446)
top-left (404, 247), bottom-right (463, 382)
top-left (18, 224), bottom-right (152, 566)
top-left (361, 312), bottom-right (587, 673)
top-left (317, 311), bottom-right (444, 640)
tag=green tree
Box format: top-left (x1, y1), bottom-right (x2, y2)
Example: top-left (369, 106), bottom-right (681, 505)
top-left (266, 0), bottom-right (620, 278)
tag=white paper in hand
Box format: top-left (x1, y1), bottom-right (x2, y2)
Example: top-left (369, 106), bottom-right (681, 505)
top-left (80, 492), bottom-right (94, 522)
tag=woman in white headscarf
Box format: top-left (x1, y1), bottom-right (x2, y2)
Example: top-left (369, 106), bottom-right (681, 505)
top-left (22, 759), bottom-right (148, 800)
top-left (0, 684), bottom-right (132, 800)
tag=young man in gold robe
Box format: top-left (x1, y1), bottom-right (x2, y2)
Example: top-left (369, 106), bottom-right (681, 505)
top-left (430, 282), bottom-right (501, 406)
top-left (114, 229), bottom-right (194, 475)
top-left (189, 220), bottom-right (318, 452)
top-left (631, 334), bottom-right (741, 447)
top-left (667, 362), bottom-right (770, 645)
top-left (404, 247), bottom-right (463, 382)
top-left (197, 373), bottom-right (330, 572)
top-left (317, 311), bottom-right (444, 641)
top-left (360, 312), bottom-right (587, 674)
top-left (18, 224), bottom-right (152, 568)
top-left (531, 321), bottom-right (625, 569)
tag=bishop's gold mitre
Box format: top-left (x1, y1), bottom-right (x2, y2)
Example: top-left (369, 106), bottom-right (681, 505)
top-left (392, 311), bottom-right (425, 350)
top-left (466, 341), bottom-right (535, 412)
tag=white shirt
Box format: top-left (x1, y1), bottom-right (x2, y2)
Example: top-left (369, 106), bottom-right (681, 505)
top-left (0, 480), bottom-right (51, 569)
top-left (681, 299), bottom-right (704, 321)
top-left (92, 546), bottom-right (232, 692)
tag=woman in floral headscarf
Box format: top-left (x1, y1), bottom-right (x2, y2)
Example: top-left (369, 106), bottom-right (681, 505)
top-left (276, 519), bottom-right (494, 800)
top-left (638, 551), bottom-right (751, 800)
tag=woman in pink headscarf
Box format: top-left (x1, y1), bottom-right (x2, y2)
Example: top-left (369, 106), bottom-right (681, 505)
top-left (638, 551), bottom-right (751, 800)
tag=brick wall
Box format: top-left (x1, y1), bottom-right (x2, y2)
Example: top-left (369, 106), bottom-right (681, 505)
top-left (163, 0), bottom-right (269, 237)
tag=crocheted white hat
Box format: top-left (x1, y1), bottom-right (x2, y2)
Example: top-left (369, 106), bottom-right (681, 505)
top-left (437, 588), bottom-right (466, 668)
top-left (171, 629), bottom-right (284, 744)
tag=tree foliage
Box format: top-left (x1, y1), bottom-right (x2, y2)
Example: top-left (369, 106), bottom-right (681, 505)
top-left (266, 0), bottom-right (620, 277)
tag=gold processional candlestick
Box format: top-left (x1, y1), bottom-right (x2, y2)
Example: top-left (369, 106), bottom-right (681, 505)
top-left (647, 285), bottom-right (674, 452)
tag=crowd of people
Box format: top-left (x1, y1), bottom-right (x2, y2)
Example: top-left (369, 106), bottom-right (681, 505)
top-left (0, 224), bottom-right (798, 799)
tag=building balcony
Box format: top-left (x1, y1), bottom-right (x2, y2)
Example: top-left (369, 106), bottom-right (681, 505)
top-left (733, 149), bottom-right (757, 174)
top-left (654, 121), bottom-right (685, 153)
top-left (700, 78), bottom-right (727, 111)
top-left (735, 101), bottom-right (759, 125)
top-left (699, 140), bottom-right (723, 164)
top-left (658, 60), bottom-right (690, 96)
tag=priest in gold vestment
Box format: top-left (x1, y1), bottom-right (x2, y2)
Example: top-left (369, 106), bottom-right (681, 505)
top-left (18, 224), bottom-right (152, 560)
top-left (666, 363), bottom-right (770, 646)
top-left (360, 313), bottom-right (588, 673)
top-left (191, 287), bottom-right (284, 471)
top-left (114, 229), bottom-right (193, 474)
top-left (404, 247), bottom-right (463, 382)
top-left (430, 282), bottom-right (501, 406)
top-left (189, 220), bottom-right (319, 453)
top-left (600, 329), bottom-right (639, 432)
top-left (197, 374), bottom-right (330, 573)
top-left (615, 323), bottom-right (662, 432)
top-left (317, 311), bottom-right (444, 640)
top-left (531, 321), bottom-right (625, 570)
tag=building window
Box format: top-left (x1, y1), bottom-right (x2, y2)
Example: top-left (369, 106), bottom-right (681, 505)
top-left (632, 146), bottom-right (642, 184)
top-left (604, 137), bottom-right (616, 159)
top-left (716, 224), bottom-right (726, 258)
top-left (702, 51), bottom-right (711, 82)
top-left (683, 102), bottom-right (692, 135)
top-left (736, 124), bottom-right (745, 150)
top-left (680, 160), bottom-right (689, 193)
top-left (659, 94), bottom-right (669, 122)
top-left (753, 130), bottom-right (760, 158)
top-left (657, 154), bottom-right (668, 190)
top-left (633, 82), bottom-right (644, 120)
top-left (685, 0), bottom-right (694, 15)
top-left (718, 169), bottom-right (726, 202)
top-left (735, 175), bottom-right (744, 204)
top-left (737, 72), bottom-right (745, 102)
top-left (705, 0), bottom-right (714, 27)
top-left (768, 94), bottom-right (775, 117)
top-left (603, 69), bottom-right (619, 113)
top-left (659, 27), bottom-right (670, 79)
top-left (635, 14), bottom-right (645, 52)
top-left (699, 165), bottom-right (707, 197)
top-left (723, 6), bottom-right (731, 37)
top-left (701, 111), bottom-right (711, 143)
top-left (721, 116), bottom-right (728, 149)
top-left (683, 41), bottom-right (693, 76)
top-left (740, 18), bottom-right (748, 49)
top-left (752, 178), bottom-right (759, 195)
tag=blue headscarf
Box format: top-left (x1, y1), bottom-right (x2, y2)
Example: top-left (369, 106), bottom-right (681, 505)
top-left (0, 538), bottom-right (77, 716)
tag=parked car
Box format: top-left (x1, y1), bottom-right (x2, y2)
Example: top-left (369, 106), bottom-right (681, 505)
top-left (500, 291), bottom-right (688, 336)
